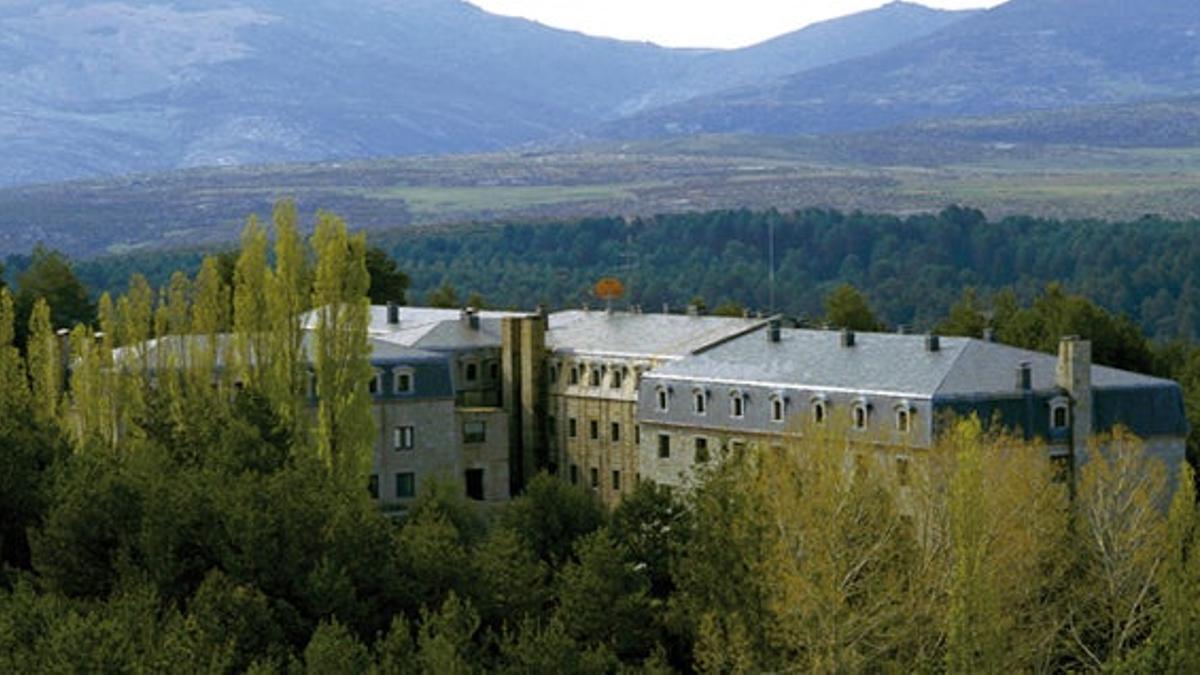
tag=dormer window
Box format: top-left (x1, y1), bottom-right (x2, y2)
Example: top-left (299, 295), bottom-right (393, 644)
top-left (569, 365), bottom-right (579, 385)
top-left (812, 397), bottom-right (827, 425)
top-left (694, 389), bottom-right (707, 415)
top-left (1050, 397), bottom-right (1070, 430)
top-left (894, 401), bottom-right (913, 433)
top-left (464, 362), bottom-right (478, 383)
top-left (730, 390), bottom-right (745, 418)
top-left (770, 395), bottom-right (785, 423)
top-left (368, 369), bottom-right (382, 395)
top-left (656, 386), bottom-right (669, 412)
top-left (852, 400), bottom-right (870, 431)
top-left (611, 369), bottom-right (623, 389)
top-left (590, 366), bottom-right (602, 387)
top-left (395, 369), bottom-right (414, 394)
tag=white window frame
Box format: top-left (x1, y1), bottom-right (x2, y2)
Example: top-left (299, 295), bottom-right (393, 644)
top-left (394, 367), bottom-right (414, 394)
top-left (694, 388), bottom-right (707, 415)
top-left (394, 425), bottom-right (415, 451)
top-left (730, 390), bottom-right (745, 419)
top-left (656, 386), bottom-right (669, 412)
top-left (1050, 396), bottom-right (1070, 430)
top-left (770, 395), bottom-right (785, 423)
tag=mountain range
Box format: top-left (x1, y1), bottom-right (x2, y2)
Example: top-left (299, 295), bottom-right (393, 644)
top-left (2, 0), bottom-right (1200, 189)
top-left (0, 0), bottom-right (974, 186)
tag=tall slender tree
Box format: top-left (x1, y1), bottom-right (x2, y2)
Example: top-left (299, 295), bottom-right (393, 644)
top-left (310, 212), bottom-right (374, 486)
top-left (26, 298), bottom-right (60, 426)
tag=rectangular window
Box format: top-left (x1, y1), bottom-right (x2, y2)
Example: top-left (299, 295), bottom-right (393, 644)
top-left (568, 417), bottom-right (577, 438)
top-left (465, 362), bottom-right (478, 382)
top-left (590, 368), bottom-right (602, 387)
top-left (395, 472), bottom-right (415, 498)
top-left (694, 437), bottom-right (710, 463)
top-left (610, 422), bottom-right (621, 443)
top-left (590, 467), bottom-right (599, 489)
top-left (658, 433), bottom-right (671, 459)
top-left (589, 420), bottom-right (599, 440)
top-left (395, 373), bottom-right (412, 393)
top-left (635, 425), bottom-right (641, 444)
top-left (611, 370), bottom-right (623, 388)
top-left (465, 468), bottom-right (485, 501)
top-left (394, 426), bottom-right (415, 451)
top-left (570, 464), bottom-right (579, 485)
top-left (570, 367), bottom-right (579, 385)
top-left (612, 470), bottom-right (621, 491)
top-left (463, 421), bottom-right (486, 444)
top-left (368, 474), bottom-right (379, 499)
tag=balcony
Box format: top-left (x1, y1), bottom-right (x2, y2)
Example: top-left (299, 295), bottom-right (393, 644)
top-left (456, 389), bottom-right (502, 409)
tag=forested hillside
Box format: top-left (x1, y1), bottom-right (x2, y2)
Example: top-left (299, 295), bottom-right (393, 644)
top-left (4, 207), bottom-right (1200, 672)
top-left (62, 206), bottom-right (1200, 342)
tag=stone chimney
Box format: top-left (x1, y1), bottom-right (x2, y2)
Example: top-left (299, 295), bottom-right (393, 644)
top-left (1057, 336), bottom-right (1093, 451)
top-left (386, 302), bottom-right (400, 326)
top-left (767, 318), bottom-right (782, 343)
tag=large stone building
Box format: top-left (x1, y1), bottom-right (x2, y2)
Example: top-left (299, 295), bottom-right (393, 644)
top-left (130, 306), bottom-right (1189, 510)
top-left (542, 309), bottom-right (764, 506)
top-left (636, 321), bottom-right (1189, 490)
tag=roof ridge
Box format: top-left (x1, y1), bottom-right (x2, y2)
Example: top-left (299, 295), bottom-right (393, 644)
top-left (931, 337), bottom-right (975, 397)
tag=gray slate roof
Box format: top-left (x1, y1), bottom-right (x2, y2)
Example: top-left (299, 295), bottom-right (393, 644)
top-left (547, 310), bottom-right (765, 359)
top-left (649, 328), bottom-right (1176, 399)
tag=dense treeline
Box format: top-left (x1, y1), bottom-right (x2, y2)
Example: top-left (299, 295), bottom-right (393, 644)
top-left (4, 204), bottom-right (1200, 671)
top-left (50, 206), bottom-right (1200, 342)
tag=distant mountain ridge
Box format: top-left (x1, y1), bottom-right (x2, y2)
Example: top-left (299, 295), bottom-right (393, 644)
top-left (0, 0), bottom-right (972, 186)
top-left (610, 0), bottom-right (1200, 138)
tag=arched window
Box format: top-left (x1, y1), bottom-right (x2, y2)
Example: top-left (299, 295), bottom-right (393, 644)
top-left (770, 395), bottom-right (785, 423)
top-left (656, 386), bottom-right (669, 412)
top-left (569, 365), bottom-right (580, 385)
top-left (894, 401), bottom-right (913, 433)
top-left (394, 367), bottom-right (415, 394)
top-left (589, 366), bottom-right (602, 387)
top-left (811, 395), bottom-right (828, 425)
top-left (852, 400), bottom-right (870, 431)
top-left (611, 369), bottom-right (623, 389)
top-left (730, 390), bottom-right (745, 418)
top-left (1050, 397), bottom-right (1070, 430)
top-left (694, 388), bottom-right (707, 415)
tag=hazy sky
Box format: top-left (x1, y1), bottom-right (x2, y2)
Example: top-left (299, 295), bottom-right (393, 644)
top-left (468, 0), bottom-right (1005, 49)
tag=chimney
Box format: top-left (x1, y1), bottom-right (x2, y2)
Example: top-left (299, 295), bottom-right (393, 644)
top-left (896, 324), bottom-right (908, 335)
top-left (686, 303), bottom-right (700, 317)
top-left (662, 303), bottom-right (670, 315)
top-left (387, 302), bottom-right (400, 326)
top-left (767, 318), bottom-right (782, 343)
top-left (465, 307), bottom-right (480, 331)
top-left (1016, 362), bottom-right (1032, 391)
top-left (536, 304), bottom-right (549, 330)
top-left (925, 334), bottom-right (940, 353)
top-left (1057, 336), bottom-right (1093, 450)
top-left (983, 327), bottom-right (995, 342)
top-left (840, 329), bottom-right (855, 348)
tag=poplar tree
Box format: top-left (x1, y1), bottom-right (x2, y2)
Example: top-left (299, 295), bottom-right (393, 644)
top-left (310, 212), bottom-right (373, 486)
top-left (116, 275), bottom-right (154, 438)
top-left (1133, 463), bottom-right (1200, 672)
top-left (0, 288), bottom-right (29, 416)
top-left (233, 216), bottom-right (270, 387)
top-left (27, 298), bottom-right (60, 426)
top-left (191, 256), bottom-right (227, 393)
top-left (265, 200), bottom-right (310, 431)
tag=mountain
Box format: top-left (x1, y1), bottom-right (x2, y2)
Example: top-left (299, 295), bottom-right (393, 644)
top-left (0, 0), bottom-right (692, 186)
top-left (608, 0), bottom-right (1200, 138)
top-left (0, 0), bottom-right (973, 187)
top-left (629, 1), bottom-right (979, 110)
